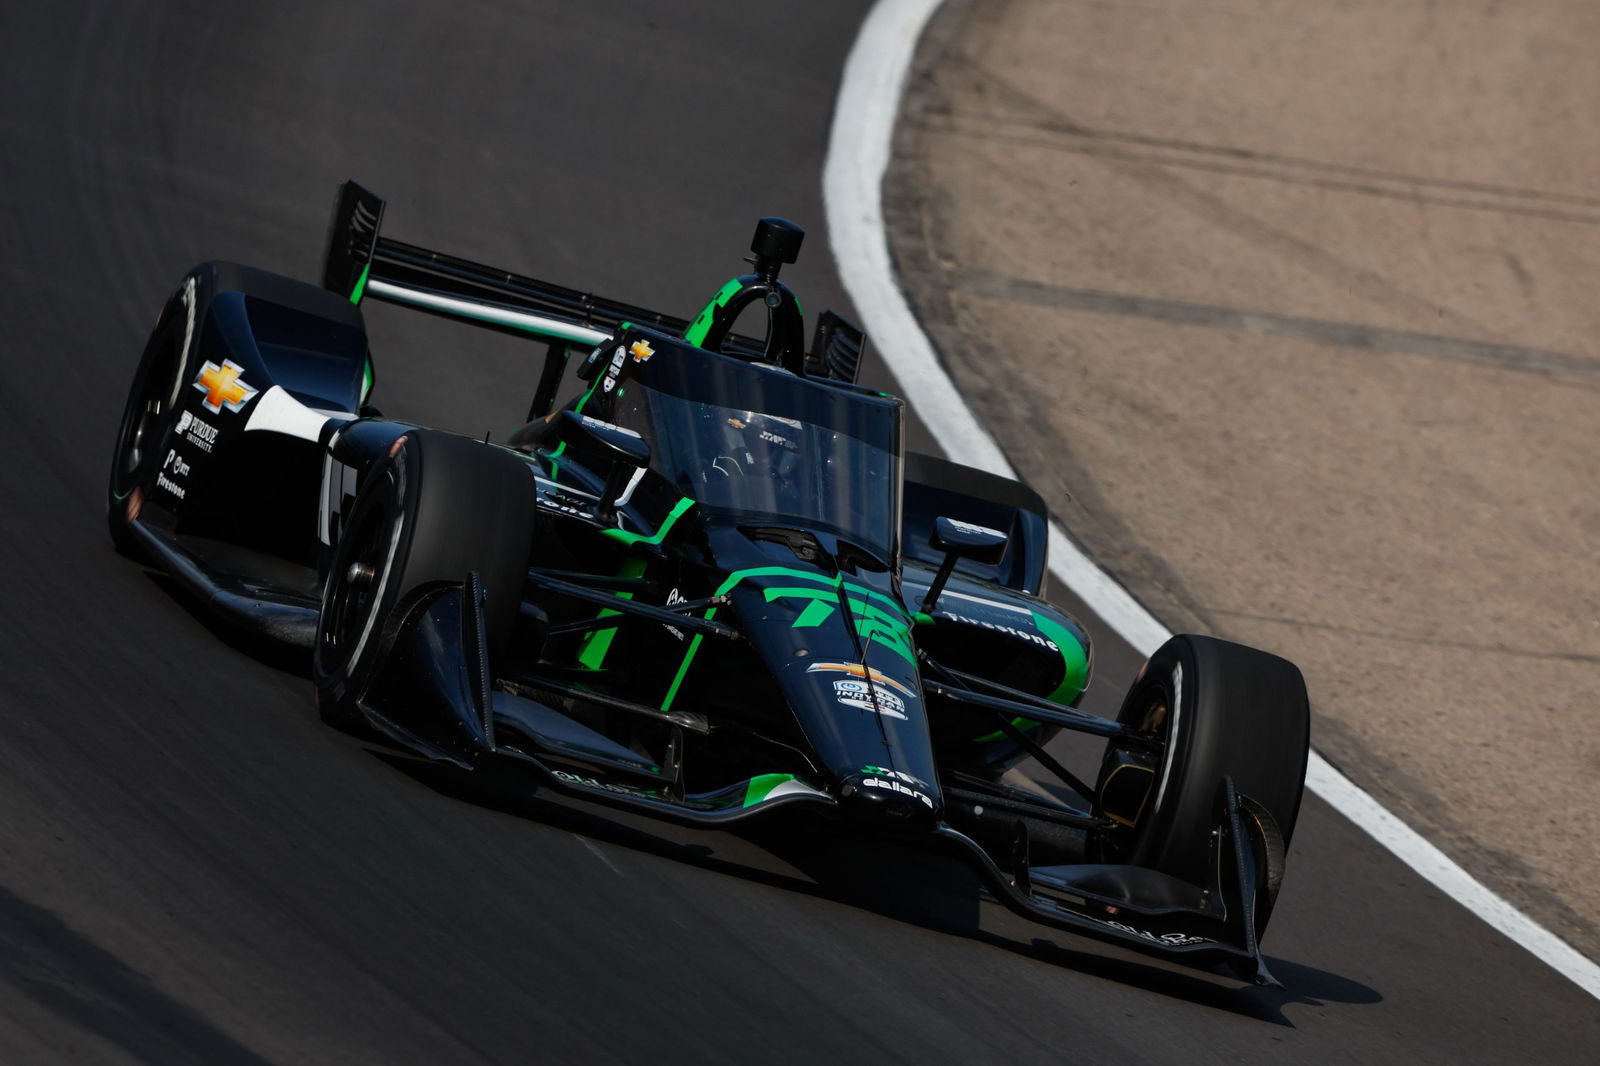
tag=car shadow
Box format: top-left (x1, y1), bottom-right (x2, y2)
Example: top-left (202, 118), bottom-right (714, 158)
top-left (377, 754), bottom-right (1381, 1025)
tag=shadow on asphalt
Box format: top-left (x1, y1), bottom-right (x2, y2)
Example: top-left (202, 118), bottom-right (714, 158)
top-left (0, 884), bottom-right (273, 1066)
top-left (379, 754), bottom-right (1384, 1026)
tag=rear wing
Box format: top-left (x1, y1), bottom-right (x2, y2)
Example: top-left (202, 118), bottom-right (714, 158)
top-left (323, 181), bottom-right (869, 417)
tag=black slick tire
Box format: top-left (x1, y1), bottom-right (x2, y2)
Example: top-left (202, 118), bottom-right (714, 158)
top-left (1095, 634), bottom-right (1310, 932)
top-left (107, 284), bottom-right (192, 558)
top-left (313, 429), bottom-right (537, 725)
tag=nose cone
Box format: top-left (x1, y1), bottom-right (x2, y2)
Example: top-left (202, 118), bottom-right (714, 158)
top-left (837, 769), bottom-right (941, 837)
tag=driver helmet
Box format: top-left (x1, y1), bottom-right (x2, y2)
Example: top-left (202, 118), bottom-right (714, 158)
top-left (712, 411), bottom-right (804, 481)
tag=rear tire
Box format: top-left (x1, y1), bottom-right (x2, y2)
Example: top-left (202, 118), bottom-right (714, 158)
top-left (313, 430), bottom-right (537, 725)
top-left (1094, 634), bottom-right (1309, 931)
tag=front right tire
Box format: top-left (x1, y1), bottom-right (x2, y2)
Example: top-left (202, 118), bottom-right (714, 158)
top-left (1094, 634), bottom-right (1310, 934)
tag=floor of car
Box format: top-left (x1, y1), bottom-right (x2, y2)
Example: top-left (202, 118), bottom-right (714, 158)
top-left (174, 533), bottom-right (322, 602)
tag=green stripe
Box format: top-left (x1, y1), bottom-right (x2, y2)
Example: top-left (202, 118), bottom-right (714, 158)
top-left (1032, 610), bottom-right (1090, 705)
top-left (742, 773), bottom-right (795, 808)
top-left (600, 496), bottom-right (695, 547)
top-left (684, 277), bottom-right (744, 347)
top-left (576, 558), bottom-right (647, 670)
top-left (661, 617), bottom-right (712, 711)
top-left (573, 367), bottom-right (605, 415)
top-left (711, 565), bottom-right (907, 617)
top-left (348, 262), bottom-right (371, 304)
top-left (661, 565), bottom-right (914, 710)
top-left (970, 612), bottom-right (1090, 742)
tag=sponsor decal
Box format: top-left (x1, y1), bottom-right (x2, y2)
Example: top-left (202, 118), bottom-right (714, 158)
top-left (629, 338), bottom-right (655, 362)
top-left (580, 414), bottom-right (642, 437)
top-left (663, 587), bottom-right (686, 641)
top-left (832, 678), bottom-right (906, 720)
top-left (858, 769), bottom-right (934, 809)
top-left (175, 410), bottom-right (219, 452)
top-left (806, 661), bottom-right (916, 699)
top-left (155, 471), bottom-right (186, 500)
top-left (758, 429), bottom-right (796, 450)
top-left (935, 610), bottom-right (1059, 652)
top-left (861, 766), bottom-right (926, 787)
top-left (602, 345), bottom-right (627, 393)
top-left (192, 358), bottom-right (259, 415)
top-left (539, 486), bottom-right (598, 521)
top-left (551, 769), bottom-right (652, 799)
top-left (948, 518), bottom-right (1003, 538)
top-left (543, 498), bottom-right (590, 520)
top-left (161, 448), bottom-right (191, 479)
top-left (1097, 919), bottom-right (1211, 947)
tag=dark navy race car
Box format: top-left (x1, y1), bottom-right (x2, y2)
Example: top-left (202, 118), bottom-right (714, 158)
top-left (108, 183), bottom-right (1310, 985)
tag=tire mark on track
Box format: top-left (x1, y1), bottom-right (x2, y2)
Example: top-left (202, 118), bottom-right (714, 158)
top-left (923, 111), bottom-right (1600, 228)
top-left (951, 268), bottom-right (1600, 381)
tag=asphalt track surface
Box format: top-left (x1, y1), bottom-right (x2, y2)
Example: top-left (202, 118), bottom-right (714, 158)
top-left (0, 1), bottom-right (1594, 1062)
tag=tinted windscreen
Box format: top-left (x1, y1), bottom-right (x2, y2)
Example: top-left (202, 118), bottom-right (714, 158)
top-left (603, 339), bottom-right (902, 556)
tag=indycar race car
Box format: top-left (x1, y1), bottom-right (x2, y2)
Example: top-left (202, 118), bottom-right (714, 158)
top-left (108, 182), bottom-right (1310, 985)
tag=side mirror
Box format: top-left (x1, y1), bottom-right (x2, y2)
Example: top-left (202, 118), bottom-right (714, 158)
top-left (559, 410), bottom-right (651, 518)
top-left (919, 516), bottom-right (1010, 614)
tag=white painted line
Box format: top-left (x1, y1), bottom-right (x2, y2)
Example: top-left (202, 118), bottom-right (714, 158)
top-left (825, 0), bottom-right (1600, 1000)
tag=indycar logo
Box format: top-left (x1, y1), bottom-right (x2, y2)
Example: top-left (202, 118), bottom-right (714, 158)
top-left (175, 410), bottom-right (219, 452)
top-left (832, 679), bottom-right (906, 720)
top-left (192, 359), bottom-right (258, 415)
top-left (806, 661), bottom-right (916, 699)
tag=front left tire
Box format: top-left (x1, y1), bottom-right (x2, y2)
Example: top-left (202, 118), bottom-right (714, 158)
top-left (313, 429), bottom-right (537, 726)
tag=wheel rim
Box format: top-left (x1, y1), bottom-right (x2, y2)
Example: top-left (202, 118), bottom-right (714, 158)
top-left (112, 318), bottom-right (183, 499)
top-left (1095, 680), bottom-right (1175, 858)
top-left (317, 473), bottom-right (408, 688)
top-left (323, 502), bottom-right (388, 660)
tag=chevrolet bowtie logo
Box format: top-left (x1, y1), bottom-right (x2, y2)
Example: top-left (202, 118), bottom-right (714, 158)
top-left (192, 359), bottom-right (258, 414)
top-left (630, 339), bottom-right (655, 362)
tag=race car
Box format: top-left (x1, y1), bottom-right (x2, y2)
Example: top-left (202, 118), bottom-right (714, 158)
top-left (108, 182), bottom-right (1310, 986)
